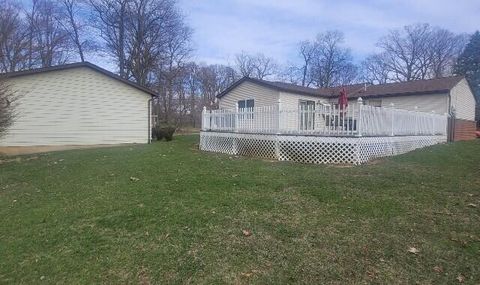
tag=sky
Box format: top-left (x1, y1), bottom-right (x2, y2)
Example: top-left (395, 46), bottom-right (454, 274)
top-left (178, 0), bottom-right (480, 66)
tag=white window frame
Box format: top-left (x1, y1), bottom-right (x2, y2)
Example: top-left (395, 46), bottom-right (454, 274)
top-left (299, 100), bottom-right (316, 131)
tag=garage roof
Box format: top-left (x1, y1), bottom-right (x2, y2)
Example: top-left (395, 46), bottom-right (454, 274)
top-left (1, 62), bottom-right (157, 97)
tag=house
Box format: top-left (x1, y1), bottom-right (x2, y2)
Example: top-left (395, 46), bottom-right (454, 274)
top-left (0, 62), bottom-right (155, 150)
top-left (216, 76), bottom-right (477, 141)
top-left (200, 76), bottom-right (475, 164)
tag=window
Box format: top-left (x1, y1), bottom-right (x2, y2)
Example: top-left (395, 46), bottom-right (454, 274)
top-left (367, 99), bottom-right (382, 107)
top-left (238, 99), bottom-right (254, 109)
top-left (238, 99), bottom-right (254, 120)
top-left (299, 100), bottom-right (315, 130)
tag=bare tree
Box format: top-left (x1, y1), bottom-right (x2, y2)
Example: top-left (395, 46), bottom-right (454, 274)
top-left (251, 53), bottom-right (277, 80)
top-left (278, 65), bottom-right (302, 85)
top-left (154, 25), bottom-right (192, 123)
top-left (57, 0), bottom-right (95, 62)
top-left (126, 0), bottom-right (189, 86)
top-left (0, 0), bottom-right (32, 72)
top-left (191, 63), bottom-right (236, 108)
top-left (309, 30), bottom-right (358, 87)
top-left (429, 29), bottom-right (467, 78)
top-left (182, 62), bottom-right (201, 127)
top-left (371, 23), bottom-right (466, 82)
top-left (235, 51), bottom-right (254, 77)
top-left (0, 79), bottom-right (16, 138)
top-left (361, 53), bottom-right (390, 84)
top-left (26, 0), bottom-right (71, 67)
top-left (377, 23), bottom-right (432, 81)
top-left (234, 51), bottom-right (276, 80)
top-left (298, 40), bottom-right (318, 86)
top-left (89, 0), bottom-right (129, 77)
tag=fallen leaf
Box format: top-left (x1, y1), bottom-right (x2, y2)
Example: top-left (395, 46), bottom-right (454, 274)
top-left (457, 274), bottom-right (465, 283)
top-left (467, 203), bottom-right (477, 208)
top-left (241, 272), bottom-right (252, 277)
top-left (407, 247), bottom-right (420, 254)
top-left (242, 229), bottom-right (252, 237)
top-left (130, 177), bottom-right (140, 182)
top-left (367, 270), bottom-right (377, 279)
top-left (433, 266), bottom-right (444, 273)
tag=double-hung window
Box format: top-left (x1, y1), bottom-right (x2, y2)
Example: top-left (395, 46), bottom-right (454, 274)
top-left (238, 99), bottom-right (254, 120)
top-left (238, 99), bottom-right (254, 109)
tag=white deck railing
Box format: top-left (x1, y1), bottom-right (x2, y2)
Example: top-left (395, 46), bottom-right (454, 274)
top-left (201, 99), bottom-right (448, 137)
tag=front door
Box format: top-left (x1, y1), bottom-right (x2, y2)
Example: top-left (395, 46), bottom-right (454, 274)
top-left (299, 100), bottom-right (315, 131)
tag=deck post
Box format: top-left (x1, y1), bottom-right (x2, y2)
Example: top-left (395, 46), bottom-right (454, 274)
top-left (235, 103), bottom-right (239, 132)
top-left (414, 106), bottom-right (418, 135)
top-left (201, 106), bottom-right (207, 131)
top-left (390, 103), bottom-right (395, 136)
top-left (357, 97), bottom-right (363, 137)
top-left (444, 113), bottom-right (448, 137)
top-left (431, 110), bottom-right (436, 135)
top-left (276, 98), bottom-right (282, 134)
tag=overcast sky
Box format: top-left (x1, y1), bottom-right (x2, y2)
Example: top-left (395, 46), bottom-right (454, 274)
top-left (178, 0), bottom-right (480, 66)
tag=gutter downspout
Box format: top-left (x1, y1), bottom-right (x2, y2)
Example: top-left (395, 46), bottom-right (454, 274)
top-left (148, 97), bottom-right (153, 144)
top-left (447, 91), bottom-right (454, 142)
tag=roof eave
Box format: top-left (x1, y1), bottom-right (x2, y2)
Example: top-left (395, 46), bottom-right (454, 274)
top-left (348, 89), bottom-right (451, 99)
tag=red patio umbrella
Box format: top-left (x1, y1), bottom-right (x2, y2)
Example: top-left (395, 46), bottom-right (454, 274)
top-left (338, 87), bottom-right (348, 110)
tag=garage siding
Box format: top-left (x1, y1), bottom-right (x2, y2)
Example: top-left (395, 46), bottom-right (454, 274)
top-left (0, 67), bottom-right (151, 146)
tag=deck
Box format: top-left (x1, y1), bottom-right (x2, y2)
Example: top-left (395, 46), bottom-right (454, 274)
top-left (200, 100), bottom-right (449, 164)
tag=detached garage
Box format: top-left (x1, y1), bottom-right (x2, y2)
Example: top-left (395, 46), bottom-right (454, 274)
top-left (0, 62), bottom-right (154, 148)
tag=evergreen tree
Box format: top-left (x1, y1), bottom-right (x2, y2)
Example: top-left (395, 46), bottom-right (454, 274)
top-left (454, 31), bottom-right (480, 122)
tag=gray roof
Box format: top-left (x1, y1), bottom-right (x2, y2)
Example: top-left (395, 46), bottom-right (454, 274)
top-left (217, 76), bottom-right (465, 99)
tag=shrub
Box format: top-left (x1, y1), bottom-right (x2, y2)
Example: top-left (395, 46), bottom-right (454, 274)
top-left (152, 126), bottom-right (164, 141)
top-left (162, 126), bottom-right (176, 141)
top-left (152, 125), bottom-right (175, 141)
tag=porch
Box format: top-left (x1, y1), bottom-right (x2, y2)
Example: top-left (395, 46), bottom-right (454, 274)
top-left (199, 98), bottom-right (449, 164)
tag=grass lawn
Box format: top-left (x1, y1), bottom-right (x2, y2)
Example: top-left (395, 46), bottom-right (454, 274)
top-left (1, 135), bottom-right (479, 284)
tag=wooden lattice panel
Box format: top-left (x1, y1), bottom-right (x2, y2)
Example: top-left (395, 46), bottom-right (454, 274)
top-left (278, 136), bottom-right (358, 164)
top-left (355, 136), bottom-right (447, 163)
top-left (200, 132), bottom-right (447, 165)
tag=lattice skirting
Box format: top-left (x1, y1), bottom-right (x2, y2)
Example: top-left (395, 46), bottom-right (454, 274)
top-left (200, 131), bottom-right (447, 165)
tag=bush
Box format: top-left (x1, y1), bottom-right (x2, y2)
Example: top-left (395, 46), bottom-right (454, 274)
top-left (162, 126), bottom-right (175, 141)
top-left (152, 126), bottom-right (164, 141)
top-left (152, 125), bottom-right (175, 141)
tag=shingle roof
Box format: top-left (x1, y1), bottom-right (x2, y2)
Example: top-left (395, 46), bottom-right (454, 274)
top-left (1, 62), bottom-right (157, 97)
top-left (217, 76), bottom-right (465, 99)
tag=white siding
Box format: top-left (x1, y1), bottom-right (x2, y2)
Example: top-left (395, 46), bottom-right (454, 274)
top-left (279, 92), bottom-right (328, 130)
top-left (281, 91), bottom-right (448, 114)
top-left (326, 94), bottom-right (449, 114)
top-left (364, 94), bottom-right (449, 114)
top-left (279, 92), bottom-right (327, 110)
top-left (450, 79), bottom-right (476, 120)
top-left (218, 81), bottom-right (279, 109)
top-left (1, 67), bottom-right (151, 146)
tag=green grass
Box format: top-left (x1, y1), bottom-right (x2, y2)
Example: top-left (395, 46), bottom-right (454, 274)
top-left (1, 135), bottom-right (479, 284)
